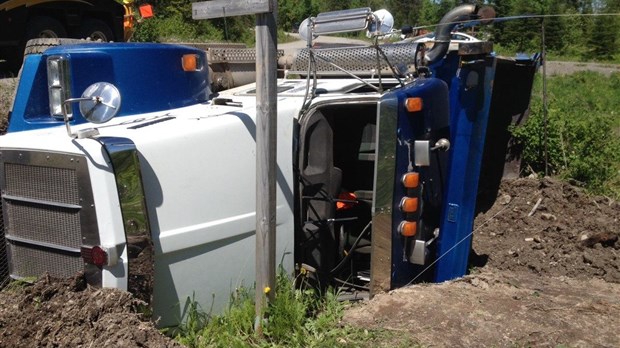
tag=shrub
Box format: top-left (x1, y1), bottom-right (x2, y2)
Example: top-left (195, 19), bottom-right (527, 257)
top-left (513, 71), bottom-right (620, 197)
top-left (132, 15), bottom-right (202, 42)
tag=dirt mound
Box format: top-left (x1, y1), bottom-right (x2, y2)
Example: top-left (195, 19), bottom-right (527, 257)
top-left (343, 177), bottom-right (620, 347)
top-left (0, 274), bottom-right (181, 347)
top-left (474, 177), bottom-right (620, 282)
top-left (343, 269), bottom-right (620, 347)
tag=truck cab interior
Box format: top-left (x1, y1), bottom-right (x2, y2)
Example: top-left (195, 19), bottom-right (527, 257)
top-left (297, 101), bottom-right (377, 296)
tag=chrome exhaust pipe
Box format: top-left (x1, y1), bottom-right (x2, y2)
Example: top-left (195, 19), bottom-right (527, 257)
top-left (425, 4), bottom-right (495, 64)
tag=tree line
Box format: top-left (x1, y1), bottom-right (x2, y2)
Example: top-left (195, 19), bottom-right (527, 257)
top-left (128, 0), bottom-right (619, 61)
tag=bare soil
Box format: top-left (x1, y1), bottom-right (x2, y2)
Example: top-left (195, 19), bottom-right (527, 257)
top-left (0, 275), bottom-right (181, 347)
top-left (343, 178), bottom-right (620, 347)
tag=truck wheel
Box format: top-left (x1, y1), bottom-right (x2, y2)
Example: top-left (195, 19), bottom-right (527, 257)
top-left (26, 16), bottom-right (67, 39)
top-left (78, 19), bottom-right (114, 42)
top-left (24, 38), bottom-right (95, 56)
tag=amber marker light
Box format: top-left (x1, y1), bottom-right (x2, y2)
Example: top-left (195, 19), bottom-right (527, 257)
top-left (400, 197), bottom-right (419, 213)
top-left (182, 54), bottom-right (200, 71)
top-left (402, 172), bottom-right (420, 189)
top-left (398, 221), bottom-right (417, 237)
top-left (405, 97), bottom-right (423, 112)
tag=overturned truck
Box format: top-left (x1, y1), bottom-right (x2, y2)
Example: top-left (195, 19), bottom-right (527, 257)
top-left (0, 5), bottom-right (538, 326)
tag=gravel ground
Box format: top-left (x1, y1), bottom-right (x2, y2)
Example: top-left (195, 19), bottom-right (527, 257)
top-left (545, 61), bottom-right (620, 77)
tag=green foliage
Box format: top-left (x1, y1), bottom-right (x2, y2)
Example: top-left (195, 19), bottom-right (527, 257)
top-left (512, 72), bottom-right (620, 197)
top-left (174, 269), bottom-right (413, 347)
top-left (127, 0), bottom-right (620, 63)
top-left (132, 15), bottom-right (198, 42)
top-left (279, 0), bottom-right (319, 32)
top-left (489, 0), bottom-right (619, 62)
top-left (589, 2), bottom-right (620, 60)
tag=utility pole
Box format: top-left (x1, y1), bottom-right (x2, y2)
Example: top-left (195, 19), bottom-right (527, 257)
top-left (192, 0), bottom-right (278, 334)
top-left (541, 19), bottom-right (548, 177)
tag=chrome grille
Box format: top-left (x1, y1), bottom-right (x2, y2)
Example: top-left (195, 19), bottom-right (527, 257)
top-left (4, 163), bottom-right (80, 205)
top-left (0, 204), bottom-right (8, 287)
top-left (5, 201), bottom-right (81, 248)
top-left (8, 243), bottom-right (83, 279)
top-left (0, 150), bottom-right (99, 280)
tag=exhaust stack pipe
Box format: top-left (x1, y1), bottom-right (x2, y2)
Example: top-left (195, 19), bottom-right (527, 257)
top-left (425, 5), bottom-right (496, 64)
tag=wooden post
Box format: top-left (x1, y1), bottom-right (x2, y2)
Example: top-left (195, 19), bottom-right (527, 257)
top-left (192, 0), bottom-right (278, 334)
top-left (254, 0), bottom-right (278, 334)
top-left (541, 19), bottom-right (549, 177)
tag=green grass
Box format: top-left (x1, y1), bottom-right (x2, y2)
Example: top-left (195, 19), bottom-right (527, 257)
top-left (173, 269), bottom-right (418, 348)
top-left (512, 71), bottom-right (620, 198)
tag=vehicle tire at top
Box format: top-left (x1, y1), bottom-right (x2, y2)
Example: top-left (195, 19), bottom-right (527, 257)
top-left (26, 16), bottom-right (67, 40)
top-left (77, 19), bottom-right (114, 42)
top-left (24, 38), bottom-right (99, 56)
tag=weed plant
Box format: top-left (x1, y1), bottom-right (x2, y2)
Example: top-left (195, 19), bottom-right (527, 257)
top-left (512, 71), bottom-right (620, 198)
top-left (174, 269), bottom-right (412, 347)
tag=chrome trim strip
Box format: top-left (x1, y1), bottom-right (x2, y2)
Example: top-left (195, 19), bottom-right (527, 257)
top-left (5, 235), bottom-right (81, 254)
top-left (1, 194), bottom-right (82, 209)
top-left (96, 137), bottom-right (153, 303)
top-left (370, 95), bottom-right (398, 295)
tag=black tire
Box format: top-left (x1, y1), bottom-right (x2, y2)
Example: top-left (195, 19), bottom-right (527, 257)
top-left (26, 16), bottom-right (67, 40)
top-left (23, 38), bottom-right (100, 56)
top-left (77, 19), bottom-right (114, 42)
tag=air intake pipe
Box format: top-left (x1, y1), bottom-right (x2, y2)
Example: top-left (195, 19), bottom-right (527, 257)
top-left (425, 4), bottom-right (495, 64)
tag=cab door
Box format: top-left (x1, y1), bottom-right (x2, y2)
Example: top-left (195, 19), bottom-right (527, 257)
top-left (371, 76), bottom-right (451, 293)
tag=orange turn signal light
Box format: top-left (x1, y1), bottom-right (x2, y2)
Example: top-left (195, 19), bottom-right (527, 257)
top-left (398, 221), bottom-right (417, 237)
top-left (405, 97), bottom-right (423, 112)
top-left (400, 197), bottom-right (418, 213)
top-left (182, 54), bottom-right (201, 72)
top-left (402, 172), bottom-right (420, 189)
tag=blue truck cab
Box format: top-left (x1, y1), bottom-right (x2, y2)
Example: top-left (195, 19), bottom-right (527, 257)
top-left (9, 43), bottom-right (210, 132)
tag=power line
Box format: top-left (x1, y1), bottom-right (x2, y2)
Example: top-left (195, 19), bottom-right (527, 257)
top-left (409, 12), bottom-right (620, 32)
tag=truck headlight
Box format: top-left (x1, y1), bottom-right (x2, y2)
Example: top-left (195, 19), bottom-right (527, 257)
top-left (47, 55), bottom-right (72, 119)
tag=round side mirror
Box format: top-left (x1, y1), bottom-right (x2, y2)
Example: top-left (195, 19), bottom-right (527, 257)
top-left (298, 17), bottom-right (315, 42)
top-left (79, 82), bottom-right (121, 124)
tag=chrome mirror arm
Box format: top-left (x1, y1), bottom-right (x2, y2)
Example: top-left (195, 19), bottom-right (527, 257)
top-left (61, 82), bottom-right (122, 139)
top-left (62, 97), bottom-right (95, 139)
